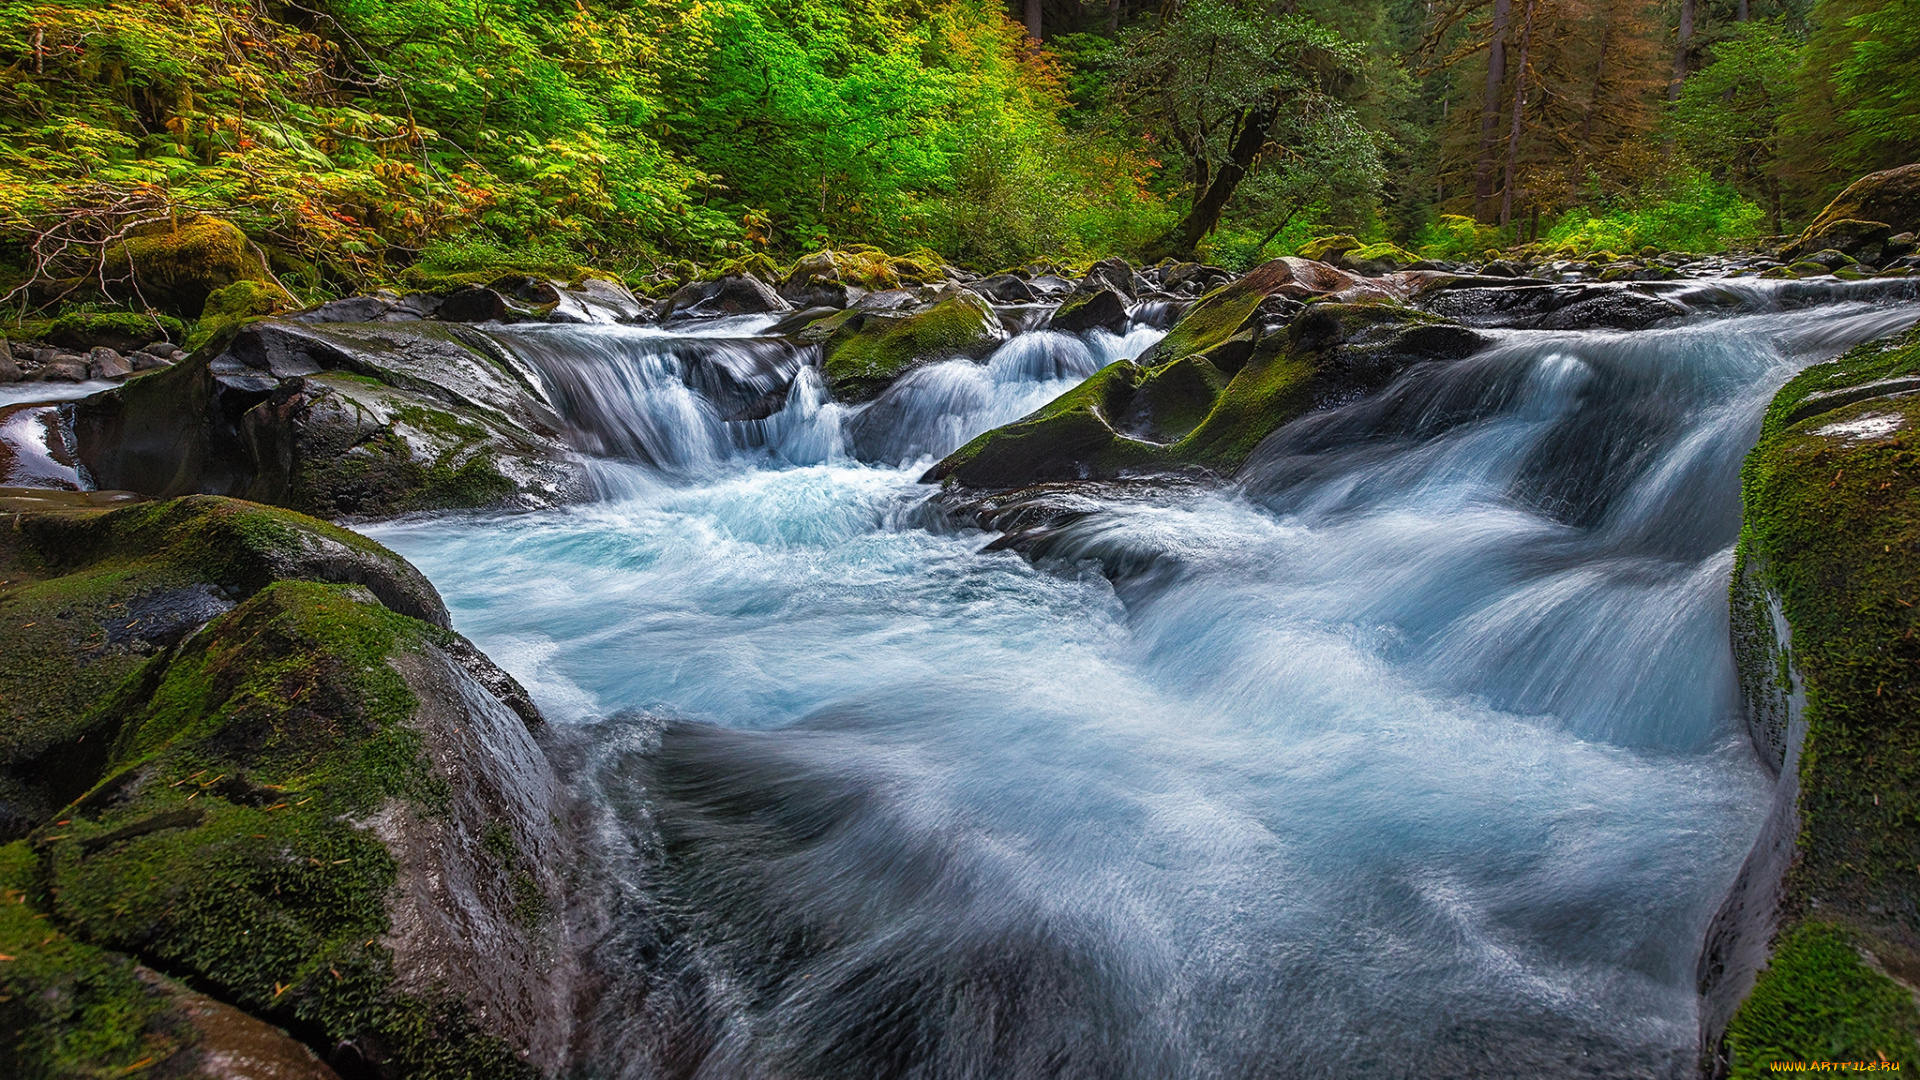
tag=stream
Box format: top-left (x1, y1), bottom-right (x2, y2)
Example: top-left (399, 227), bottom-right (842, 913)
top-left (365, 290), bottom-right (1920, 1079)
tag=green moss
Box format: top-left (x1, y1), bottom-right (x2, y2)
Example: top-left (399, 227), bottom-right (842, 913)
top-left (1347, 242), bottom-right (1420, 266)
top-left (0, 843), bottom-right (190, 1080)
top-left (188, 280), bottom-right (293, 350)
top-left (822, 291), bottom-right (999, 401)
top-left (1725, 922), bottom-right (1920, 1075)
top-left (35, 581), bottom-right (523, 1080)
top-left (1296, 235), bottom-right (1362, 262)
top-left (100, 217), bottom-right (271, 318)
top-left (929, 361), bottom-right (1173, 486)
top-left (0, 496), bottom-right (435, 834)
top-left (289, 397), bottom-right (518, 517)
top-left (1730, 323), bottom-right (1920, 1055)
top-left (44, 311), bottom-right (184, 352)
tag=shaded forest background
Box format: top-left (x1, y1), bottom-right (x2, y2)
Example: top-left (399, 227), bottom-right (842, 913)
top-left (0, 0), bottom-right (1916, 300)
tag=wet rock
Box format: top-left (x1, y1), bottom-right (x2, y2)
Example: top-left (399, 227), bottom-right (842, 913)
top-left (1702, 322), bottom-right (1920, 1073)
top-left (36, 359), bottom-right (88, 382)
top-left (1081, 257), bottom-right (1138, 300)
top-left (70, 320), bottom-right (582, 520)
top-left (815, 287), bottom-right (1005, 402)
top-left (0, 495), bottom-right (572, 1078)
top-left (438, 285), bottom-right (512, 323)
top-left (0, 342), bottom-right (18, 383)
top-left (568, 277), bottom-right (649, 323)
top-left (927, 259), bottom-right (1485, 490)
top-left (1415, 281), bottom-right (1688, 330)
top-left (666, 274), bottom-right (793, 320)
top-left (1048, 288), bottom-right (1130, 334)
top-left (972, 273), bottom-right (1038, 303)
top-left (88, 346), bottom-right (132, 380)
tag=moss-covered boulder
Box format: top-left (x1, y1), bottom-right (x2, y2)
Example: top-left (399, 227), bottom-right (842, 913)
top-left (819, 288), bottom-right (1005, 402)
top-left (188, 280), bottom-right (297, 350)
top-left (1297, 235), bottom-right (1363, 263)
top-left (926, 270), bottom-right (1483, 490)
top-left (1782, 164), bottom-right (1920, 262)
top-left (45, 311), bottom-right (185, 354)
top-left (99, 217), bottom-right (274, 319)
top-left (1699, 324), bottom-right (1920, 1075)
top-left (70, 320), bottom-right (583, 520)
top-left (0, 493), bottom-right (447, 837)
top-left (0, 495), bottom-right (573, 1079)
top-left (1, 842), bottom-right (342, 1079)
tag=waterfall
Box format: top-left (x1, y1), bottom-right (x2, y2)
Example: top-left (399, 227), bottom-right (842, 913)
top-left (366, 287), bottom-right (1920, 1080)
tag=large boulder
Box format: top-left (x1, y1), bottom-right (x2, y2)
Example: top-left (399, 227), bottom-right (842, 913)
top-left (69, 320), bottom-right (583, 520)
top-left (98, 216), bottom-right (275, 318)
top-left (663, 275), bottom-right (792, 320)
top-left (813, 287), bottom-right (1006, 402)
top-left (1047, 288), bottom-right (1130, 334)
top-left (925, 260), bottom-right (1484, 490)
top-left (0, 495), bottom-right (575, 1079)
top-left (1782, 163), bottom-right (1920, 261)
top-left (1698, 324), bottom-right (1920, 1074)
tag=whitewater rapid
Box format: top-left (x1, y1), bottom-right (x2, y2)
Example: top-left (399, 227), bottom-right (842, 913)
top-left (366, 293), bottom-right (1920, 1079)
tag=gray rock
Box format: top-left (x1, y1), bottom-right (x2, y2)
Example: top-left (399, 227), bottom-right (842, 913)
top-left (666, 275), bottom-right (792, 320)
top-left (88, 346), bottom-right (133, 380)
top-left (37, 360), bottom-right (88, 382)
top-left (437, 286), bottom-right (511, 323)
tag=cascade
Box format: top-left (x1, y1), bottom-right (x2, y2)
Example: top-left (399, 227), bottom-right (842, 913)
top-left (366, 284), bottom-right (1920, 1079)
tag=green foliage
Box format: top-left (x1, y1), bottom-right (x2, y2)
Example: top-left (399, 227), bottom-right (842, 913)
top-left (1104, 0), bottom-right (1377, 249)
top-left (1414, 214), bottom-right (1506, 260)
top-left (1542, 171), bottom-right (1765, 254)
top-left (1670, 20), bottom-right (1802, 231)
top-left (1780, 0), bottom-right (1920, 216)
top-left (1725, 922), bottom-right (1920, 1075)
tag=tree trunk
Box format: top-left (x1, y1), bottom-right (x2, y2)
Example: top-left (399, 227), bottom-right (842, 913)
top-left (1499, 0), bottom-right (1536, 228)
top-left (1473, 0), bottom-right (1514, 221)
top-left (1669, 0), bottom-right (1696, 100)
top-left (1165, 99), bottom-right (1281, 256)
top-left (1580, 20), bottom-right (1611, 151)
top-left (1737, 0), bottom-right (1749, 21)
top-left (1025, 0), bottom-right (1042, 42)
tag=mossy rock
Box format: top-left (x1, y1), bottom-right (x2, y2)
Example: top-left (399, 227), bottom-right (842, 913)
top-left (1714, 323), bottom-right (1920, 1072)
top-left (0, 840), bottom-right (339, 1079)
top-left (44, 311), bottom-right (185, 353)
top-left (0, 494), bottom-right (446, 836)
top-left (0, 496), bottom-right (566, 1078)
top-left (1296, 235), bottom-right (1362, 262)
top-left (71, 321), bottom-right (580, 520)
top-left (821, 289), bottom-right (1004, 402)
top-left (187, 280), bottom-right (296, 350)
top-left (100, 217), bottom-right (272, 318)
top-left (1724, 922), bottom-right (1920, 1075)
top-left (1048, 288), bottom-right (1129, 334)
top-left (1787, 164), bottom-right (1920, 258)
top-left (1346, 242), bottom-right (1421, 269)
top-left (928, 294), bottom-right (1476, 489)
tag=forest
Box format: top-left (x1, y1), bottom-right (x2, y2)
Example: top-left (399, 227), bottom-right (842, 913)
top-left (0, 0), bottom-right (1916, 305)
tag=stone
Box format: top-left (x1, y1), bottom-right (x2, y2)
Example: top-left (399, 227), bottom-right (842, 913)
top-left (1048, 288), bottom-right (1130, 334)
top-left (70, 320), bottom-right (583, 520)
top-left (437, 285), bottom-right (513, 323)
top-left (1784, 163), bottom-right (1920, 260)
top-left (87, 346), bottom-right (132, 379)
top-left (973, 274), bottom-right (1038, 303)
top-left (817, 287), bottom-right (1005, 402)
top-left (36, 360), bottom-right (88, 382)
top-left (666, 274), bottom-right (793, 319)
top-left (98, 216), bottom-right (274, 317)
top-left (0, 496), bottom-right (574, 1078)
top-left (1702, 322), bottom-right (1920, 1073)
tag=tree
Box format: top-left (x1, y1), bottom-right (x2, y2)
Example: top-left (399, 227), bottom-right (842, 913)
top-left (1108, 0), bottom-right (1370, 255)
top-left (1670, 20), bottom-right (1801, 230)
top-left (1776, 0), bottom-right (1916, 213)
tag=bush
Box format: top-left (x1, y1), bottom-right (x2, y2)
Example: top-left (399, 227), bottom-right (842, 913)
top-left (1543, 172), bottom-right (1765, 255)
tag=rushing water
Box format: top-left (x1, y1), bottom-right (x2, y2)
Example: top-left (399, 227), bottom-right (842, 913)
top-left (366, 291), bottom-right (1920, 1079)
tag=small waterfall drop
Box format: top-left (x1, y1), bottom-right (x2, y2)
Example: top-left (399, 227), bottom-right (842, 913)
top-left (367, 284), bottom-right (1920, 1080)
